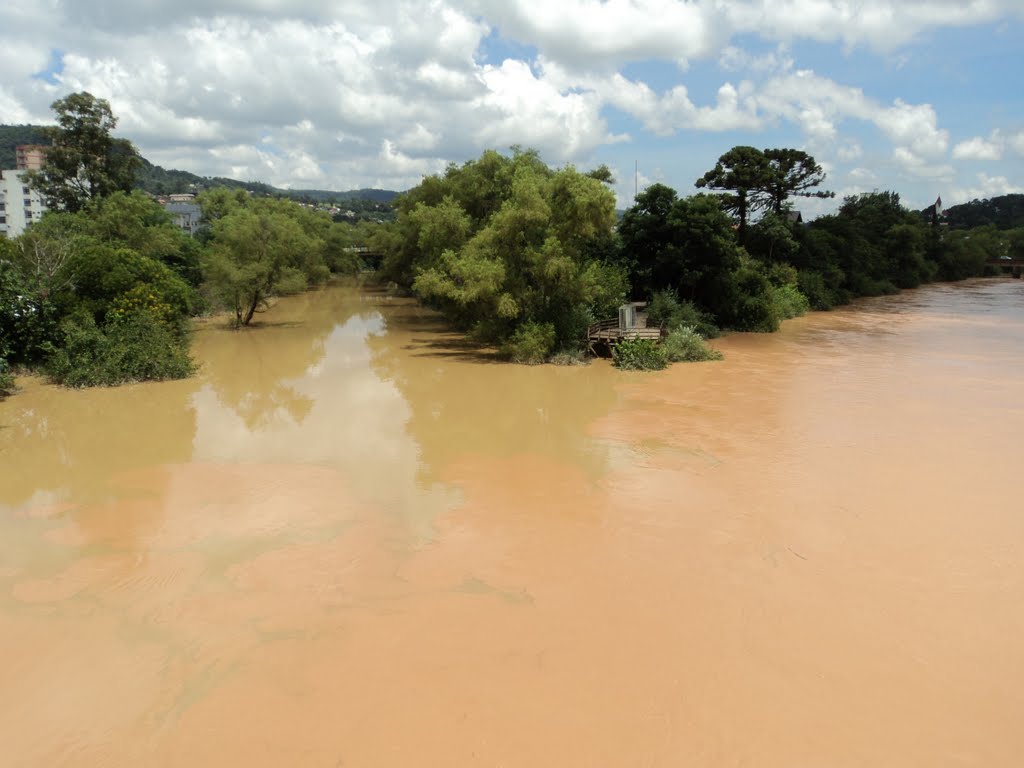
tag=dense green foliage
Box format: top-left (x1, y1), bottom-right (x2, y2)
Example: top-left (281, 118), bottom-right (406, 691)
top-left (612, 338), bottom-right (668, 370)
top-left (695, 146), bottom-right (832, 243)
top-left (941, 194), bottom-right (1024, 231)
top-left (0, 245), bottom-right (22, 396)
top-left (662, 326), bottom-right (723, 362)
top-left (695, 146), bottom-right (769, 244)
top-left (198, 188), bottom-right (359, 325)
top-left (46, 311), bottom-right (195, 387)
top-left (1, 172), bottom-right (360, 387)
top-left (376, 145), bottom-right (1008, 372)
top-left (619, 183), bottom-right (784, 333)
top-left (619, 166), bottom-right (1000, 344)
top-left (500, 321), bottom-right (557, 364)
top-left (379, 148), bottom-right (627, 355)
top-left (0, 361), bottom-right (12, 396)
top-left (26, 93), bottom-right (140, 213)
top-left (2, 94), bottom-right (202, 390)
top-left (1, 191), bottom-right (199, 386)
top-left (646, 290), bottom-right (720, 339)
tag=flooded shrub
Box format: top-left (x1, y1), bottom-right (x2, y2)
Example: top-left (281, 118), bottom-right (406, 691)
top-left (770, 284), bottom-right (810, 320)
top-left (0, 358), bottom-right (14, 397)
top-left (500, 321), bottom-right (556, 365)
top-left (849, 276), bottom-right (898, 297)
top-left (722, 262), bottom-right (780, 333)
top-left (646, 290), bottom-right (682, 327)
top-left (647, 290), bottom-right (720, 338)
top-left (662, 326), bottom-right (723, 362)
top-left (612, 338), bottom-right (668, 370)
top-left (733, 297), bottom-right (779, 332)
top-left (797, 270), bottom-right (834, 310)
top-left (548, 349), bottom-right (590, 366)
top-left (47, 311), bottom-right (195, 387)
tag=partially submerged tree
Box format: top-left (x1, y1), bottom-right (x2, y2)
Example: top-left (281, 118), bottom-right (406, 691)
top-left (389, 149), bottom-right (626, 358)
top-left (27, 92), bottom-right (140, 212)
top-left (205, 202), bottom-right (316, 326)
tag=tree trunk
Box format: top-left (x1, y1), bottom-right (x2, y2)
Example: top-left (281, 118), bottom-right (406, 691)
top-left (737, 192), bottom-right (748, 244)
top-left (242, 291), bottom-right (260, 326)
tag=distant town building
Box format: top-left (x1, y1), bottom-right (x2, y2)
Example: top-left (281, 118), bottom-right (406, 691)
top-left (15, 145), bottom-right (47, 171)
top-left (786, 210), bottom-right (804, 224)
top-left (922, 196), bottom-right (946, 226)
top-left (0, 169), bottom-right (48, 238)
top-left (164, 201), bottom-right (203, 236)
top-left (167, 193), bottom-right (196, 203)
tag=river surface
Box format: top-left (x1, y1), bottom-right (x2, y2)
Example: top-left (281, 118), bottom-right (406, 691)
top-left (1, 279), bottom-right (1023, 767)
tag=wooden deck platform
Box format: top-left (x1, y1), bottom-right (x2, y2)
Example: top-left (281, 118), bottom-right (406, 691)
top-left (586, 317), bottom-right (662, 353)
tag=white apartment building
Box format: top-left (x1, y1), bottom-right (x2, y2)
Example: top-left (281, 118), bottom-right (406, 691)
top-left (0, 169), bottom-right (48, 239)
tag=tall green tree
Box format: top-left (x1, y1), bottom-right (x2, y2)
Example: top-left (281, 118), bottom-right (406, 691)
top-left (27, 92), bottom-right (140, 212)
top-left (618, 184), bottom-right (683, 298)
top-left (205, 207), bottom-right (315, 326)
top-left (759, 148), bottom-right (833, 214)
top-left (661, 193), bottom-right (746, 320)
top-left (695, 146), bottom-right (769, 244)
top-left (745, 212), bottom-right (801, 263)
top-left (403, 151), bottom-right (626, 356)
top-left (620, 186), bottom-right (744, 304)
top-left (696, 146), bottom-right (833, 241)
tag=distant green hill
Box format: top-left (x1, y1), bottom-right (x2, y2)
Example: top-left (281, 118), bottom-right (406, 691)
top-left (0, 125), bottom-right (50, 168)
top-left (1, 124), bottom-right (400, 212)
top-left (133, 156), bottom-right (400, 206)
top-left (941, 194), bottom-right (1024, 230)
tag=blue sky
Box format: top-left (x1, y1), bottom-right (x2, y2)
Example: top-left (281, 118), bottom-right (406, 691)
top-left (1, 1), bottom-right (1022, 216)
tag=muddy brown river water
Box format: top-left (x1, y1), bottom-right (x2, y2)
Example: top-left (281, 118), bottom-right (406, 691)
top-left (1, 279), bottom-right (1023, 767)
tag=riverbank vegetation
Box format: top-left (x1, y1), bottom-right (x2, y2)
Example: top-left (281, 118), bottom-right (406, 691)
top-left (2, 92), bottom-right (1021, 395)
top-left (376, 147), bottom-right (626, 362)
top-left (373, 145), bottom-right (1014, 364)
top-left (0, 94), bottom-right (371, 394)
top-left (0, 183), bottom-right (369, 391)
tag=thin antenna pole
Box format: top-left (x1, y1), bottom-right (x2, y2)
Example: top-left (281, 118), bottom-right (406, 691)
top-left (634, 160), bottom-right (638, 202)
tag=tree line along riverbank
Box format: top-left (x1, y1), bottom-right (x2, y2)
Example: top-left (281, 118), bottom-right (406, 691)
top-left (3, 92), bottom-right (1022, 396)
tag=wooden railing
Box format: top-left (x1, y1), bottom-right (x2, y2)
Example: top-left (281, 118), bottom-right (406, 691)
top-left (586, 318), bottom-right (663, 343)
top-left (587, 318), bottom-right (620, 335)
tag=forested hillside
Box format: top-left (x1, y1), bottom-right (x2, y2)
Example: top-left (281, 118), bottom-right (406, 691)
top-left (0, 125), bottom-right (49, 167)
top-left (941, 194), bottom-right (1024, 230)
top-left (133, 156), bottom-right (399, 206)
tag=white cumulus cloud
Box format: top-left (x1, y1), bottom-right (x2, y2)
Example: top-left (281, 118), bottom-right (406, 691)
top-left (0, 0), bottom-right (1020, 204)
top-left (952, 135), bottom-right (1003, 161)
